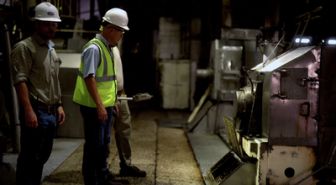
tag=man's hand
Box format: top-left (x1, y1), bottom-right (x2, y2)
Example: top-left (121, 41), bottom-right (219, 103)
top-left (57, 106), bottom-right (66, 125)
top-left (97, 104), bottom-right (108, 122)
top-left (24, 107), bottom-right (38, 128)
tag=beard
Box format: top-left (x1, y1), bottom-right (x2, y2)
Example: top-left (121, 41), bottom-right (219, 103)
top-left (39, 30), bottom-right (56, 40)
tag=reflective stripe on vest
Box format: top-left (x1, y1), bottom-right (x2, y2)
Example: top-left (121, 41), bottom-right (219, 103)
top-left (72, 38), bottom-right (117, 107)
top-left (77, 71), bottom-right (116, 82)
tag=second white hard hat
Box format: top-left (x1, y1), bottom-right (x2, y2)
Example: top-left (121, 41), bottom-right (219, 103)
top-left (34, 2), bottom-right (61, 22)
top-left (102, 8), bottom-right (129, 31)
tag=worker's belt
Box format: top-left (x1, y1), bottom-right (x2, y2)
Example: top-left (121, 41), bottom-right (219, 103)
top-left (30, 97), bottom-right (59, 114)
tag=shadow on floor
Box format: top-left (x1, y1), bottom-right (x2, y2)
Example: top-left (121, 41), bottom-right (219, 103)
top-left (44, 170), bottom-right (82, 183)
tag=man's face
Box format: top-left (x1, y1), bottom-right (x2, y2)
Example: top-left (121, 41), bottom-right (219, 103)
top-left (105, 25), bottom-right (125, 46)
top-left (35, 21), bottom-right (58, 40)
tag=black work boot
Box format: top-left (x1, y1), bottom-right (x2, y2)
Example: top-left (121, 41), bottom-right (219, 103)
top-left (101, 181), bottom-right (124, 185)
top-left (105, 170), bottom-right (130, 185)
top-left (120, 165), bottom-right (146, 177)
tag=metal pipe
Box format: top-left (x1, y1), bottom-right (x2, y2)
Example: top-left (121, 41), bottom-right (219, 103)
top-left (196, 68), bottom-right (213, 78)
top-left (4, 24), bottom-right (20, 152)
top-left (57, 28), bottom-right (98, 33)
top-left (117, 96), bottom-right (133, 101)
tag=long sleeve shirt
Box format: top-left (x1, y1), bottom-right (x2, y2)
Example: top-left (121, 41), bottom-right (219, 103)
top-left (11, 33), bottom-right (62, 104)
top-left (113, 46), bottom-right (124, 92)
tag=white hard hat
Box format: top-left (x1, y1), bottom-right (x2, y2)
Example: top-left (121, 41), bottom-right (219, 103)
top-left (102, 8), bottom-right (129, 31)
top-left (34, 2), bottom-right (61, 22)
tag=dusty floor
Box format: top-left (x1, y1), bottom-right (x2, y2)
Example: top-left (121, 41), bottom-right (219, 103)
top-left (41, 109), bottom-right (204, 185)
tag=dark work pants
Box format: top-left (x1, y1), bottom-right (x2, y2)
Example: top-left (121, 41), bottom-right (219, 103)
top-left (80, 106), bottom-right (114, 185)
top-left (16, 109), bottom-right (57, 185)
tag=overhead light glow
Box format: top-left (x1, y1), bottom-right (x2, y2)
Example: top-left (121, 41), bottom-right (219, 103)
top-left (300, 38), bottom-right (311, 44)
top-left (327, 39), bottom-right (336, 45)
top-left (294, 36), bottom-right (311, 44)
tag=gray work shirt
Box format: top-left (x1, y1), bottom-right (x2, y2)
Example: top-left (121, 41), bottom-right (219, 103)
top-left (11, 33), bottom-right (62, 105)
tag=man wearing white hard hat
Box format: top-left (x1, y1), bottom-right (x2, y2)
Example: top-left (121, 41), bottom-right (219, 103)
top-left (10, 2), bottom-right (65, 185)
top-left (73, 7), bottom-right (130, 185)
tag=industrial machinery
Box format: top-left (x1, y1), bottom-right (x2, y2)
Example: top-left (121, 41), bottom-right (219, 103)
top-left (231, 45), bottom-right (320, 185)
top-left (188, 28), bottom-right (336, 184)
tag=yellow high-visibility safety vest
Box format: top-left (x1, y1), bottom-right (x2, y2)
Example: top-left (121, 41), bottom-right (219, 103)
top-left (73, 38), bottom-right (117, 107)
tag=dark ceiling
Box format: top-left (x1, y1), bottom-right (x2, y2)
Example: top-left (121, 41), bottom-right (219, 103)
top-left (96, 0), bottom-right (336, 42)
top-left (2, 0), bottom-right (335, 98)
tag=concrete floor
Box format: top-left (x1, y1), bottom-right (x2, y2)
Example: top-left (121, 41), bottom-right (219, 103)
top-left (2, 103), bottom-right (327, 185)
top-left (4, 107), bottom-right (248, 185)
top-left (39, 108), bottom-right (205, 185)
